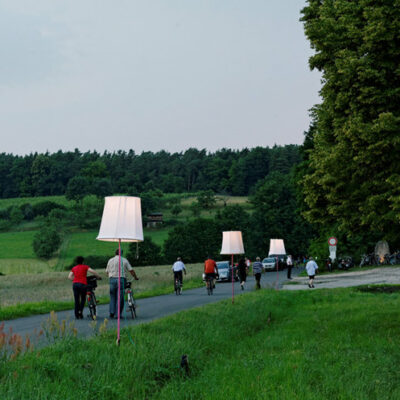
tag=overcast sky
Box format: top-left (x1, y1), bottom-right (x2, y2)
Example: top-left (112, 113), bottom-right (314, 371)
top-left (0, 0), bottom-right (321, 156)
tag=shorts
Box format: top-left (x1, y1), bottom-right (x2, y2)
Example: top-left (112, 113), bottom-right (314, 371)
top-left (308, 275), bottom-right (315, 279)
top-left (205, 273), bottom-right (216, 279)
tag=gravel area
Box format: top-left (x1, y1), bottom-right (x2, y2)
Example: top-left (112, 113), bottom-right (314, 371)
top-left (282, 267), bottom-right (400, 290)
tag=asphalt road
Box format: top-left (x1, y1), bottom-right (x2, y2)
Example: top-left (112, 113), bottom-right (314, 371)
top-left (2, 268), bottom-right (297, 346)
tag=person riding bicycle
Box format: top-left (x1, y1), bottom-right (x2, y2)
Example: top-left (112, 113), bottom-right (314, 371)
top-left (172, 257), bottom-right (186, 288)
top-left (68, 256), bottom-right (102, 320)
top-left (204, 256), bottom-right (219, 289)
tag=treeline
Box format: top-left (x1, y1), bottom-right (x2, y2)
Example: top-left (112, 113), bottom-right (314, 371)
top-left (0, 146), bottom-right (300, 199)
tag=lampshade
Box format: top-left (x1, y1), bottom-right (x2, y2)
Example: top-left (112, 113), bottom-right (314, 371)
top-left (97, 196), bottom-right (143, 242)
top-left (220, 231), bottom-right (244, 255)
top-left (268, 239), bottom-right (286, 255)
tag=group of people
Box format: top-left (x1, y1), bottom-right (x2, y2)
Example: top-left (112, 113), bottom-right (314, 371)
top-left (69, 251), bottom-right (320, 319)
top-left (68, 249), bottom-right (139, 320)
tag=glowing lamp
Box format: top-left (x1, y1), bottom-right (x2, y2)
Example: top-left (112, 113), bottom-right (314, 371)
top-left (220, 231), bottom-right (244, 255)
top-left (97, 196), bottom-right (143, 242)
top-left (97, 196), bottom-right (143, 345)
top-left (268, 238), bottom-right (286, 255)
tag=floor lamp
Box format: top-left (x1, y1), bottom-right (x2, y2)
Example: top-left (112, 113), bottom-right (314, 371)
top-left (269, 239), bottom-right (286, 290)
top-left (221, 231), bottom-right (244, 304)
top-left (97, 196), bottom-right (143, 345)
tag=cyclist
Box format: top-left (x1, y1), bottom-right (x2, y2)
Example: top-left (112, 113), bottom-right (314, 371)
top-left (68, 256), bottom-right (102, 320)
top-left (172, 257), bottom-right (186, 289)
top-left (204, 256), bottom-right (219, 290)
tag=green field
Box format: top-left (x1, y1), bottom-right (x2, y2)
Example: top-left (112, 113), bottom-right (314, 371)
top-left (0, 195), bottom-right (73, 209)
top-left (1, 287), bottom-right (399, 399)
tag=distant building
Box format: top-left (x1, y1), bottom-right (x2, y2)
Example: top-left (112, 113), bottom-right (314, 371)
top-left (146, 212), bottom-right (163, 228)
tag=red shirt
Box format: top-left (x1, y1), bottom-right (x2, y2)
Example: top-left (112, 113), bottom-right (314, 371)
top-left (204, 259), bottom-right (217, 274)
top-left (71, 264), bottom-right (90, 285)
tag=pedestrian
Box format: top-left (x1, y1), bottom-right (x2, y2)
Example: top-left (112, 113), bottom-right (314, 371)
top-left (68, 256), bottom-right (102, 320)
top-left (286, 254), bottom-right (293, 279)
top-left (237, 257), bottom-right (247, 290)
top-left (252, 256), bottom-right (263, 289)
top-left (106, 249), bottom-right (139, 319)
top-left (245, 257), bottom-right (251, 273)
top-left (305, 256), bottom-right (319, 288)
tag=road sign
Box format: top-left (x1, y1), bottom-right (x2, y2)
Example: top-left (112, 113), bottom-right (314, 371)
top-left (328, 237), bottom-right (338, 246)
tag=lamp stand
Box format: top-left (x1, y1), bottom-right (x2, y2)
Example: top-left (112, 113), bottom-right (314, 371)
top-left (231, 254), bottom-right (234, 304)
top-left (276, 256), bottom-right (279, 290)
top-left (117, 239), bottom-right (121, 346)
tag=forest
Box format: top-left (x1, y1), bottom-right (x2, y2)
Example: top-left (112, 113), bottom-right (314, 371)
top-left (0, 145), bottom-right (300, 199)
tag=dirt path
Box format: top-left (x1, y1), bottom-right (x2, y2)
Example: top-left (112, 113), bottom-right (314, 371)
top-left (282, 267), bottom-right (400, 290)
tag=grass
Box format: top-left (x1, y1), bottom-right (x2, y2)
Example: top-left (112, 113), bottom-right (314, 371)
top-left (0, 231), bottom-right (38, 259)
top-left (0, 259), bottom-right (57, 275)
top-left (1, 287), bottom-right (400, 399)
top-left (0, 263), bottom-right (204, 320)
top-left (0, 195), bottom-right (73, 209)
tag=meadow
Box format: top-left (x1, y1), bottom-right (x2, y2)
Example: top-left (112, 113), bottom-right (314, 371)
top-left (0, 263), bottom-right (204, 320)
top-left (1, 287), bottom-right (399, 399)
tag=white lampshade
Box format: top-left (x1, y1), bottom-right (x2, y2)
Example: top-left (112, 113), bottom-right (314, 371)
top-left (97, 196), bottom-right (143, 242)
top-left (268, 239), bottom-right (286, 255)
top-left (220, 231), bottom-right (244, 255)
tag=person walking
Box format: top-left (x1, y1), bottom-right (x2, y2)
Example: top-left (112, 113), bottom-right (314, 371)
top-left (252, 257), bottom-right (263, 289)
top-left (286, 255), bottom-right (293, 279)
top-left (106, 249), bottom-right (139, 319)
top-left (68, 256), bottom-right (101, 320)
top-left (237, 257), bottom-right (248, 290)
top-left (172, 257), bottom-right (186, 290)
top-left (305, 257), bottom-right (319, 288)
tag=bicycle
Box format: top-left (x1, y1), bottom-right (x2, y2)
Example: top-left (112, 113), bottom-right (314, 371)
top-left (86, 276), bottom-right (98, 320)
top-left (174, 276), bottom-right (182, 295)
top-left (125, 280), bottom-right (137, 319)
top-left (205, 274), bottom-right (218, 295)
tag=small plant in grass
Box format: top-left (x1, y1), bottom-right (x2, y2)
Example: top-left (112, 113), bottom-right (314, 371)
top-left (41, 311), bottom-right (77, 344)
top-left (90, 318), bottom-right (109, 336)
top-left (0, 322), bottom-right (38, 362)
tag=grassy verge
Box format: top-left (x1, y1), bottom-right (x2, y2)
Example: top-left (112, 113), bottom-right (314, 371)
top-left (0, 264), bottom-right (204, 320)
top-left (1, 287), bottom-right (400, 399)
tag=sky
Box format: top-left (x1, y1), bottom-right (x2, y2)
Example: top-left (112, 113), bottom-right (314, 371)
top-left (0, 0), bottom-right (321, 156)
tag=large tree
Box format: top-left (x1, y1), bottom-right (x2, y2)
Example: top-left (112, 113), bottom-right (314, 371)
top-left (301, 0), bottom-right (400, 245)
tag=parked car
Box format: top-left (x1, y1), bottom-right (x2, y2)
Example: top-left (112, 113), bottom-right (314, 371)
top-left (262, 257), bottom-right (276, 271)
top-left (216, 261), bottom-right (239, 282)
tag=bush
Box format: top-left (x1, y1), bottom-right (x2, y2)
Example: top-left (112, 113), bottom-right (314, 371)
top-left (32, 201), bottom-right (66, 217)
top-left (127, 237), bottom-right (164, 266)
top-left (67, 255), bottom-right (110, 270)
top-left (0, 220), bottom-right (11, 232)
top-left (9, 207), bottom-right (24, 225)
top-left (19, 203), bottom-right (34, 220)
top-left (32, 226), bottom-right (62, 259)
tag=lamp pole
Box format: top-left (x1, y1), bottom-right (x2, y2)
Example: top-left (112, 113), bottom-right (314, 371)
top-left (117, 239), bottom-right (122, 345)
top-left (231, 254), bottom-right (234, 304)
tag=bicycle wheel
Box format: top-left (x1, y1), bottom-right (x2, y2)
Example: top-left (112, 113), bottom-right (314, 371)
top-left (175, 279), bottom-right (180, 295)
top-left (88, 293), bottom-right (96, 320)
top-left (128, 292), bottom-right (136, 319)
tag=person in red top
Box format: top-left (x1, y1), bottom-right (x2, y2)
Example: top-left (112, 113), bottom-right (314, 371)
top-left (204, 256), bottom-right (219, 290)
top-left (68, 256), bottom-right (101, 319)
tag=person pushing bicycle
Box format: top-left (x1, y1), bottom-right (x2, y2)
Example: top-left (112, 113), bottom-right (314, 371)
top-left (204, 256), bottom-right (219, 290)
top-left (172, 257), bottom-right (186, 288)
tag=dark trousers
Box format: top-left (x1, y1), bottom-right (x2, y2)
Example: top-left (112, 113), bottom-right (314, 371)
top-left (254, 273), bottom-right (261, 289)
top-left (109, 277), bottom-right (126, 316)
top-left (287, 265), bottom-right (293, 279)
top-left (174, 271), bottom-right (183, 285)
top-left (73, 283), bottom-right (87, 318)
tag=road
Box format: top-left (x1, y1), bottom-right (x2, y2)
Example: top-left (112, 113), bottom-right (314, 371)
top-left (2, 269), bottom-right (295, 346)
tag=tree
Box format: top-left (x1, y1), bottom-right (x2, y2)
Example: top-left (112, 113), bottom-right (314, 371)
top-left (127, 236), bottom-right (163, 266)
top-left (33, 226), bottom-right (62, 259)
top-left (65, 176), bottom-right (89, 202)
top-left (171, 204), bottom-right (182, 217)
top-left (163, 219), bottom-right (221, 263)
top-left (196, 190), bottom-right (216, 209)
top-left (300, 1), bottom-right (400, 247)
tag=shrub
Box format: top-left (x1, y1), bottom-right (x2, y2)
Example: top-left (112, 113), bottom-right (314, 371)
top-left (67, 255), bottom-right (110, 270)
top-left (19, 203), bottom-right (34, 220)
top-left (33, 226), bottom-right (62, 259)
top-left (32, 201), bottom-right (66, 217)
top-left (127, 237), bottom-right (164, 266)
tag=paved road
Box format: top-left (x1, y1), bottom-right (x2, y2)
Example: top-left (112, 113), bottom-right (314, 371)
top-left (3, 269), bottom-right (298, 346)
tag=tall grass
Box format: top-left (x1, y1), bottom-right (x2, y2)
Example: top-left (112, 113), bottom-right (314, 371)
top-left (1, 288), bottom-right (399, 399)
top-left (0, 263), bottom-right (204, 319)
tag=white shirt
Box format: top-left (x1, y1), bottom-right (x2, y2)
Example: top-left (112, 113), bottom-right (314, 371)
top-left (287, 256), bottom-right (293, 266)
top-left (172, 261), bottom-right (186, 272)
top-left (306, 260), bottom-right (318, 276)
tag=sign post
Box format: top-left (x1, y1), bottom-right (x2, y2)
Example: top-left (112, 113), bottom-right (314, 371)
top-left (328, 237), bottom-right (338, 262)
